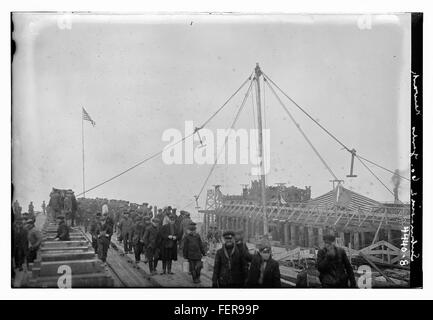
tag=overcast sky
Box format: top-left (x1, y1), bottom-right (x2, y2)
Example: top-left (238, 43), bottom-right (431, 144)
top-left (12, 13), bottom-right (411, 215)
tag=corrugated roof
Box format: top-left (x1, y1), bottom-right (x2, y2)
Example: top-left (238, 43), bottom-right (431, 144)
top-left (307, 184), bottom-right (382, 211)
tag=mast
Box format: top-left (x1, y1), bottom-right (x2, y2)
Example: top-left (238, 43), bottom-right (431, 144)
top-left (82, 110), bottom-right (86, 198)
top-left (254, 63), bottom-right (268, 237)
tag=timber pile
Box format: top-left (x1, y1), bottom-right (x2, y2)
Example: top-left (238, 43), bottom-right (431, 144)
top-left (27, 217), bottom-right (113, 288)
top-left (205, 241), bottom-right (409, 288)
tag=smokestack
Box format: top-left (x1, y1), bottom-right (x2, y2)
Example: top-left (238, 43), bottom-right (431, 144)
top-left (391, 169), bottom-right (401, 204)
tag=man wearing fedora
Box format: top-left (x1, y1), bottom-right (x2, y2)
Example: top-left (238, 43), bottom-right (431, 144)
top-left (317, 234), bottom-right (357, 288)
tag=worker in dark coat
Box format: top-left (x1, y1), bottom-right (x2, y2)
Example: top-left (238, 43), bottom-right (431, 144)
top-left (143, 217), bottom-right (160, 274)
top-left (158, 214), bottom-right (180, 275)
top-left (212, 230), bottom-right (248, 288)
top-left (118, 211), bottom-right (133, 254)
top-left (28, 202), bottom-right (34, 216)
top-left (235, 229), bottom-right (252, 263)
top-left (89, 213), bottom-right (102, 253)
top-left (97, 216), bottom-right (111, 264)
top-left (317, 234), bottom-right (357, 288)
top-left (25, 219), bottom-right (42, 265)
top-left (131, 216), bottom-right (146, 265)
top-left (102, 212), bottom-right (115, 242)
top-left (183, 222), bottom-right (206, 283)
top-left (246, 239), bottom-right (281, 288)
top-left (48, 190), bottom-right (62, 219)
top-left (13, 218), bottom-right (28, 271)
top-left (54, 216), bottom-right (70, 241)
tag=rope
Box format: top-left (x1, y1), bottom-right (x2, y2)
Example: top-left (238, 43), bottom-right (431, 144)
top-left (357, 155), bottom-right (410, 182)
top-left (264, 78), bottom-right (340, 181)
top-left (76, 74), bottom-right (253, 197)
top-left (200, 74), bottom-right (253, 129)
top-left (76, 132), bottom-right (194, 197)
top-left (263, 72), bottom-right (410, 182)
top-left (195, 78), bottom-right (255, 200)
top-left (355, 155), bottom-right (395, 197)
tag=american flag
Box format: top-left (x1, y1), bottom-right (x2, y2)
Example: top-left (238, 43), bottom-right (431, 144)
top-left (82, 107), bottom-right (95, 126)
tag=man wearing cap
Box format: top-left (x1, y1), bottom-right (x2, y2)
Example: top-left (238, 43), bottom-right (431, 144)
top-left (25, 219), bottom-right (42, 265)
top-left (102, 212), bottom-right (115, 242)
top-left (183, 222), bottom-right (206, 284)
top-left (156, 208), bottom-right (164, 226)
top-left (158, 214), bottom-right (180, 275)
top-left (212, 230), bottom-right (248, 288)
top-left (119, 211), bottom-right (134, 254)
top-left (246, 239), bottom-right (281, 287)
top-left (131, 216), bottom-right (146, 265)
top-left (89, 212), bottom-right (102, 253)
top-left (317, 234), bottom-right (357, 288)
top-left (54, 216), bottom-right (70, 241)
top-left (143, 217), bottom-right (160, 274)
top-left (97, 216), bottom-right (112, 264)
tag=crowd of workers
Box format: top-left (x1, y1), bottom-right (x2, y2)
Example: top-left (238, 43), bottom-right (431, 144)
top-left (12, 195), bottom-right (357, 288)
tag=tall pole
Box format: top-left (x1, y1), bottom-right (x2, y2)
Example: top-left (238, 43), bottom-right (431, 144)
top-left (254, 63), bottom-right (268, 237)
top-left (82, 110), bottom-right (86, 198)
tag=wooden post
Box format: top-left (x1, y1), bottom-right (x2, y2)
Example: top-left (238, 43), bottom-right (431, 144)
top-left (353, 232), bottom-right (360, 250)
top-left (360, 232), bottom-right (366, 248)
top-left (290, 224), bottom-right (297, 246)
top-left (318, 227), bottom-right (324, 248)
top-left (387, 228), bottom-right (393, 244)
top-left (339, 232), bottom-right (345, 246)
top-left (203, 212), bottom-right (208, 238)
top-left (284, 223), bottom-right (290, 246)
top-left (307, 226), bottom-right (314, 247)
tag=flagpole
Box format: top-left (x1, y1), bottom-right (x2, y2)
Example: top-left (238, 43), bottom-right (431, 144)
top-left (82, 108), bottom-right (86, 198)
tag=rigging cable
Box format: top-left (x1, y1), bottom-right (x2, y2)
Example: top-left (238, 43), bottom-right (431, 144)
top-left (262, 72), bottom-right (410, 182)
top-left (195, 77), bottom-right (255, 201)
top-left (76, 74), bottom-right (253, 197)
top-left (264, 77), bottom-right (340, 181)
top-left (355, 155), bottom-right (396, 198)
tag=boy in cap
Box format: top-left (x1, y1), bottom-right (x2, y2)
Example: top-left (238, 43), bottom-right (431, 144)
top-left (183, 222), bottom-right (206, 283)
top-left (143, 218), bottom-right (160, 274)
top-left (54, 216), bottom-right (70, 241)
top-left (212, 230), bottom-right (248, 288)
top-left (246, 239), bottom-right (281, 287)
top-left (316, 234), bottom-right (357, 288)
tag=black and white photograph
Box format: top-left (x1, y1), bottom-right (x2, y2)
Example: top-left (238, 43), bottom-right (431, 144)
top-left (10, 12), bottom-right (422, 290)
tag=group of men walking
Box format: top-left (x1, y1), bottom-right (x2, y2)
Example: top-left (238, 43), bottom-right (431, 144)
top-left (79, 201), bottom-right (358, 288)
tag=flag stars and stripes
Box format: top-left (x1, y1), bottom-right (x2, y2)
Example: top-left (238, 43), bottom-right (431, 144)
top-left (82, 107), bottom-right (96, 126)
